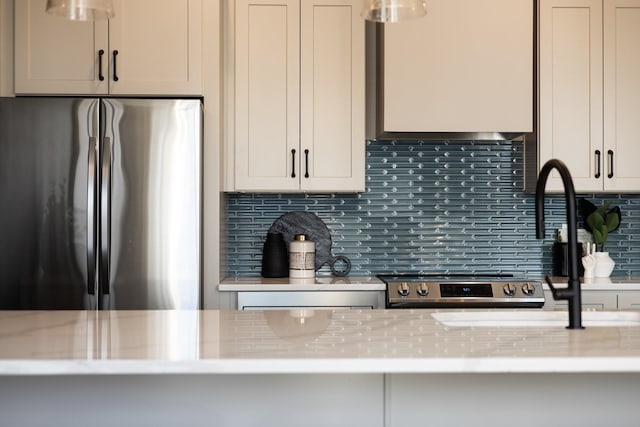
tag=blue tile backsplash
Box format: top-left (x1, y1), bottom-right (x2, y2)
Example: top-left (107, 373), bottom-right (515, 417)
top-left (225, 140), bottom-right (639, 278)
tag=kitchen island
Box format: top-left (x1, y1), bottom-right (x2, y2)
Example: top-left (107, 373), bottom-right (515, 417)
top-left (2, 309), bottom-right (640, 426)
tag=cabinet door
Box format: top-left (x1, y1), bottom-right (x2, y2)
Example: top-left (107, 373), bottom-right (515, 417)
top-left (234, 0), bottom-right (300, 191)
top-left (538, 0), bottom-right (603, 192)
top-left (584, 290), bottom-right (618, 309)
top-left (237, 291), bottom-right (382, 310)
top-left (603, 0), bottom-right (640, 191)
top-left (108, 0), bottom-right (202, 95)
top-left (14, 0), bottom-right (109, 94)
top-left (617, 291), bottom-right (640, 309)
top-left (544, 289), bottom-right (618, 309)
top-left (299, 0), bottom-right (365, 192)
top-left (382, 0), bottom-right (533, 133)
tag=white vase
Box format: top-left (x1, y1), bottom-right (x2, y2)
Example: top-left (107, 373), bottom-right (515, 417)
top-left (594, 252), bottom-right (615, 278)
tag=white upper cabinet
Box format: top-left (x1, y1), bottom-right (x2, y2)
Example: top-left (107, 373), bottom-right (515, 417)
top-left (230, 0), bottom-right (365, 192)
top-left (603, 0), bottom-right (640, 192)
top-left (14, 0), bottom-right (202, 96)
top-left (538, 0), bottom-right (640, 192)
top-left (15, 1), bottom-right (109, 94)
top-left (538, 0), bottom-right (603, 192)
top-left (380, 0), bottom-right (533, 134)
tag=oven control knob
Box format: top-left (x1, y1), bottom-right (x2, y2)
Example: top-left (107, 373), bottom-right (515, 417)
top-left (503, 283), bottom-right (516, 296)
top-left (522, 283), bottom-right (536, 296)
top-left (397, 282), bottom-right (410, 297)
top-left (416, 282), bottom-right (429, 296)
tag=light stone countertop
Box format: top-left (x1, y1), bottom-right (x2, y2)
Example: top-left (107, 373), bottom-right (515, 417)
top-left (219, 276), bottom-right (386, 291)
top-left (561, 277), bottom-right (640, 289)
top-left (219, 276), bottom-right (640, 291)
top-left (3, 309), bottom-right (640, 376)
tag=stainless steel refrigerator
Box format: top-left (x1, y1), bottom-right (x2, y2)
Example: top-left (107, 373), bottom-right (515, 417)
top-left (0, 97), bottom-right (201, 309)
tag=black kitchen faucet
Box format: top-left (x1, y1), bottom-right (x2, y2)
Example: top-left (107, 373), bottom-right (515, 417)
top-left (535, 159), bottom-right (584, 329)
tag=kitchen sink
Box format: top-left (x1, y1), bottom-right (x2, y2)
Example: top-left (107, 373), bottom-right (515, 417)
top-left (431, 311), bottom-right (640, 327)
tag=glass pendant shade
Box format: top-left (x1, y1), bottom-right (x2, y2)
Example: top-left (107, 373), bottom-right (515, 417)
top-left (361, 0), bottom-right (427, 23)
top-left (46, 0), bottom-right (115, 21)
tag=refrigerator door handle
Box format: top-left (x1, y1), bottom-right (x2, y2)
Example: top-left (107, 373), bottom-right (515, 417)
top-left (87, 136), bottom-right (97, 295)
top-left (100, 136), bottom-right (112, 295)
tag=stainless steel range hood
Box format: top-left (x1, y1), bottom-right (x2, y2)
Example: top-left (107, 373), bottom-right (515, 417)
top-left (372, 131), bottom-right (530, 142)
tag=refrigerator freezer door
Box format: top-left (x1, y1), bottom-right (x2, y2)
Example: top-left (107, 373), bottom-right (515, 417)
top-left (0, 98), bottom-right (99, 309)
top-left (100, 99), bottom-right (201, 309)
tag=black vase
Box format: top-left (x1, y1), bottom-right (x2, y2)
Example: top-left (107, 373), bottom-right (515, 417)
top-left (261, 232), bottom-right (289, 278)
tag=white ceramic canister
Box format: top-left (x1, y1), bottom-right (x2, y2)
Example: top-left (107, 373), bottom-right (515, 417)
top-left (289, 234), bottom-right (315, 279)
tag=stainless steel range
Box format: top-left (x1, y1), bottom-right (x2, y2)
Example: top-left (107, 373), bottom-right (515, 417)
top-left (377, 274), bottom-right (545, 309)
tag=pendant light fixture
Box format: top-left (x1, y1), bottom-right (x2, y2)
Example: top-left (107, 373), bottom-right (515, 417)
top-left (46, 0), bottom-right (115, 21)
top-left (361, 0), bottom-right (427, 23)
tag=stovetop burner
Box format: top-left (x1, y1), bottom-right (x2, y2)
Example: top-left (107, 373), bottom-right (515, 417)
top-left (377, 273), bottom-right (544, 309)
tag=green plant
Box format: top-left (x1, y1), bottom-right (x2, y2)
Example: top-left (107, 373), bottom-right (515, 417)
top-left (578, 198), bottom-right (621, 251)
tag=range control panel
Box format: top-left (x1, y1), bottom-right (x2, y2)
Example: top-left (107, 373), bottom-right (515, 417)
top-left (385, 280), bottom-right (545, 309)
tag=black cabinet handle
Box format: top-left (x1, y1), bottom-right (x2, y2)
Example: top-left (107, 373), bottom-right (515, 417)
top-left (608, 150), bottom-right (614, 179)
top-left (291, 149), bottom-right (296, 178)
top-left (98, 49), bottom-right (105, 81)
top-left (304, 149), bottom-right (310, 178)
top-left (594, 150), bottom-right (601, 178)
top-left (112, 50), bottom-right (119, 82)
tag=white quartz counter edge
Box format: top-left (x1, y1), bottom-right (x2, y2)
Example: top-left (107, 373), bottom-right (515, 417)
top-left (219, 276), bottom-right (640, 292)
top-left (219, 276), bottom-right (386, 291)
top-left (4, 357), bottom-right (640, 376)
top-left (551, 277), bottom-right (640, 290)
